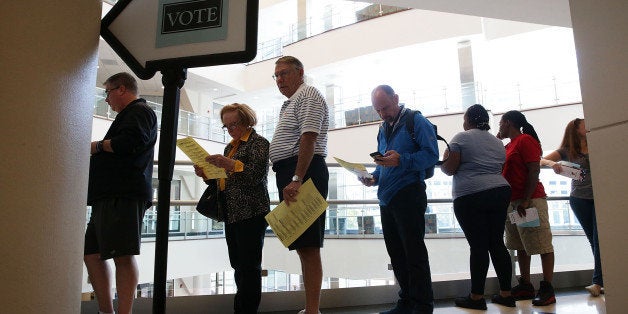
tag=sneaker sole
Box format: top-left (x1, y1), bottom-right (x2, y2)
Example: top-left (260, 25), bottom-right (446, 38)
top-left (512, 294), bottom-right (535, 301)
top-left (532, 296), bottom-right (556, 306)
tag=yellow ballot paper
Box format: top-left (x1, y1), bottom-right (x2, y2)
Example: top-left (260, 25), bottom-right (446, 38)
top-left (265, 179), bottom-right (329, 248)
top-left (176, 137), bottom-right (227, 179)
top-left (333, 156), bottom-right (372, 179)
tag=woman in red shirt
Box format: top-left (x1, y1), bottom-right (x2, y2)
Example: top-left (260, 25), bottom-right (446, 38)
top-left (498, 110), bottom-right (556, 306)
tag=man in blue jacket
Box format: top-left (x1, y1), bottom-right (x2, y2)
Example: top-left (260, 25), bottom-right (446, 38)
top-left (360, 85), bottom-right (439, 314)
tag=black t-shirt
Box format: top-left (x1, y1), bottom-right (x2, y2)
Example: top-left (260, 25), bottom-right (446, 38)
top-left (87, 99), bottom-right (157, 205)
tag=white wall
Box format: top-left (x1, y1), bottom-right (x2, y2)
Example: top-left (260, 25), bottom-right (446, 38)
top-left (82, 234), bottom-right (592, 293)
top-left (328, 103), bottom-right (584, 164)
top-left (569, 0), bottom-right (628, 312)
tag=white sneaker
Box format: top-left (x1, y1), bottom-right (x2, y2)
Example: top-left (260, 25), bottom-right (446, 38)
top-left (297, 310), bottom-right (321, 314)
top-left (585, 284), bottom-right (602, 297)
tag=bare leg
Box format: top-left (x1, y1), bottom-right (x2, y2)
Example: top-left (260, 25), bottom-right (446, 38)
top-left (540, 252), bottom-right (555, 282)
top-left (517, 250), bottom-right (531, 282)
top-left (113, 255), bottom-right (139, 314)
top-left (84, 254), bottom-right (114, 313)
top-left (297, 247), bottom-right (322, 314)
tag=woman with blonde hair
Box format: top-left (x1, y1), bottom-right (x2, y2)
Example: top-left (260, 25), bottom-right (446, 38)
top-left (194, 103), bottom-right (270, 313)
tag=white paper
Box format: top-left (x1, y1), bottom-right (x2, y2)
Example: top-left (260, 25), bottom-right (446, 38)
top-left (509, 207), bottom-right (540, 227)
top-left (558, 164), bottom-right (582, 180)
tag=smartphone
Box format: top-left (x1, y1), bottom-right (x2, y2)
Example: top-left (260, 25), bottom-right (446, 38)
top-left (370, 151), bottom-right (383, 159)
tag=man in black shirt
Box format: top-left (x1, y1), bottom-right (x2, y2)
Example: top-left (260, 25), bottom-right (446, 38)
top-left (84, 72), bottom-right (157, 314)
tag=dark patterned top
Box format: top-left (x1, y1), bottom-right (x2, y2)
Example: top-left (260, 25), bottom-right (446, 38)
top-left (220, 129), bottom-right (271, 224)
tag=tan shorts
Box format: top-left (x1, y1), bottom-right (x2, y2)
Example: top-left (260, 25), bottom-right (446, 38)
top-left (504, 197), bottom-right (554, 255)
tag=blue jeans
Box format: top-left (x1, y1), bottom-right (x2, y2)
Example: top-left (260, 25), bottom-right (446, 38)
top-left (570, 196), bottom-right (603, 286)
top-left (380, 182), bottom-right (434, 313)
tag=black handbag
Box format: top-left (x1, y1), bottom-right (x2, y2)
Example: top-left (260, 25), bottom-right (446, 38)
top-left (196, 179), bottom-right (226, 222)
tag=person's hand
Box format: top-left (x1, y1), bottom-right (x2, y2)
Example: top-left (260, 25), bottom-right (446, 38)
top-left (551, 162), bottom-right (563, 174)
top-left (375, 150), bottom-right (400, 168)
top-left (443, 148), bottom-right (450, 160)
top-left (517, 199), bottom-right (531, 217)
top-left (206, 154), bottom-right (235, 171)
top-left (359, 176), bottom-right (376, 187)
top-left (283, 181), bottom-right (301, 206)
top-left (193, 165), bottom-right (208, 180)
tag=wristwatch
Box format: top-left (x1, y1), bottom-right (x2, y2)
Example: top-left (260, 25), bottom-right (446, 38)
top-left (291, 175), bottom-right (301, 183)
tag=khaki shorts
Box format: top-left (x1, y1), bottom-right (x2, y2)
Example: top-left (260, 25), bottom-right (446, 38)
top-left (504, 197), bottom-right (554, 255)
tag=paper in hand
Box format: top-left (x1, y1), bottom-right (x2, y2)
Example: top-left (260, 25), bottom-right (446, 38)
top-left (265, 179), bottom-right (329, 247)
top-left (176, 137), bottom-right (227, 179)
top-left (509, 207), bottom-right (540, 227)
top-left (557, 161), bottom-right (582, 180)
top-left (333, 157), bottom-right (372, 179)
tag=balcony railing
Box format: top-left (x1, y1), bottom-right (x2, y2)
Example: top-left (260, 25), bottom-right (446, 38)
top-left (85, 163), bottom-right (582, 241)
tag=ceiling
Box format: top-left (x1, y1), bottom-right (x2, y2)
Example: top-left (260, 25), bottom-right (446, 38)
top-left (96, 0), bottom-right (573, 112)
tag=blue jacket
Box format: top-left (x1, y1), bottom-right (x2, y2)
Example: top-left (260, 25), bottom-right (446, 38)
top-left (372, 106), bottom-right (439, 206)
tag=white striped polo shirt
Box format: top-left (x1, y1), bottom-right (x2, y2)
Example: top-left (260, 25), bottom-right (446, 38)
top-left (269, 83), bottom-right (329, 163)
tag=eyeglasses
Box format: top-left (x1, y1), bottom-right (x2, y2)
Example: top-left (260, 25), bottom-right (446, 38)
top-left (272, 69), bottom-right (292, 80)
top-left (104, 86), bottom-right (120, 97)
top-left (222, 120), bottom-right (241, 130)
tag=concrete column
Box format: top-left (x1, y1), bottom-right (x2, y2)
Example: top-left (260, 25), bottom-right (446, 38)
top-left (297, 0), bottom-right (308, 41)
top-left (457, 40), bottom-right (476, 110)
top-left (0, 1), bottom-right (101, 313)
top-left (325, 84), bottom-right (341, 129)
top-left (569, 0), bottom-right (628, 312)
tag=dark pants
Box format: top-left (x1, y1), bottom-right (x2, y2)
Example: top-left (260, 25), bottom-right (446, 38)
top-left (273, 155), bottom-right (329, 250)
top-left (453, 186), bottom-right (512, 294)
top-left (380, 182), bottom-right (434, 313)
top-left (225, 214), bottom-right (268, 313)
top-left (569, 196), bottom-right (603, 286)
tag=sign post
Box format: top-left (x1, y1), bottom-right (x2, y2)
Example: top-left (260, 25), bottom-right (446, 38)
top-left (100, 1), bottom-right (258, 313)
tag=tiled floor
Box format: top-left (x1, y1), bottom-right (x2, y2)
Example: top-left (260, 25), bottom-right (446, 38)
top-left (264, 288), bottom-right (606, 314)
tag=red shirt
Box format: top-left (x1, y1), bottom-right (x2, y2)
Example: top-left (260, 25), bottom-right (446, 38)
top-left (503, 134), bottom-right (546, 201)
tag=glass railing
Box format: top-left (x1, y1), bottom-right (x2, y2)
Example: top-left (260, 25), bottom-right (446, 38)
top-left (93, 87), bottom-right (228, 143)
top-left (84, 162), bottom-right (586, 301)
top-left (250, 75), bottom-right (581, 141)
top-left (91, 164), bottom-right (580, 242)
top-left (248, 3), bottom-right (409, 64)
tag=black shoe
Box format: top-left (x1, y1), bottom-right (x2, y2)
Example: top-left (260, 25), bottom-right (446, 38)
top-left (454, 295), bottom-right (487, 310)
top-left (511, 277), bottom-right (535, 300)
top-left (379, 300), bottom-right (413, 314)
top-left (491, 294), bottom-right (516, 307)
top-left (532, 280), bottom-right (556, 306)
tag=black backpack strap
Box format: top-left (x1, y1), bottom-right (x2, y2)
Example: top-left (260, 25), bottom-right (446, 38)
top-left (405, 109), bottom-right (417, 143)
top-left (405, 109), bottom-right (450, 165)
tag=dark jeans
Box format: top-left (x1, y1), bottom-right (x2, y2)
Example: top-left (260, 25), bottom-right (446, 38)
top-left (225, 214), bottom-right (268, 313)
top-left (380, 182), bottom-right (434, 313)
top-left (570, 196), bottom-right (603, 286)
top-left (453, 186), bottom-right (512, 295)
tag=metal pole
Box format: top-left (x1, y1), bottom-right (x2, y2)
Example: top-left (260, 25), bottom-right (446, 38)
top-left (152, 68), bottom-right (187, 314)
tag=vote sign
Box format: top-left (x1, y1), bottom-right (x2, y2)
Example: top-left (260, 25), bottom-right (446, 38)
top-left (101, 0), bottom-right (259, 79)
